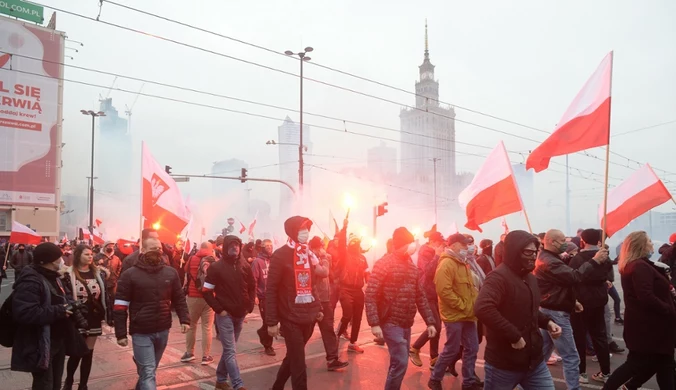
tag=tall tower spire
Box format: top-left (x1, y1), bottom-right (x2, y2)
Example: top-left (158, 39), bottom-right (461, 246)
top-left (424, 18), bottom-right (429, 58)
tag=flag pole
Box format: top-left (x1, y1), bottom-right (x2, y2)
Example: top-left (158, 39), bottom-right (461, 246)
top-left (601, 51), bottom-right (614, 246)
top-left (504, 143), bottom-right (534, 234)
top-left (139, 141), bottom-right (144, 241)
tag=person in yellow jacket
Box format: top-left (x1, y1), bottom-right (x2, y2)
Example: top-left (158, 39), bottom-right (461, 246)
top-left (427, 234), bottom-right (482, 390)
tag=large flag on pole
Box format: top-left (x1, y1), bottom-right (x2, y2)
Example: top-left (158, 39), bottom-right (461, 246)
top-left (526, 52), bottom-right (613, 173)
top-left (459, 142), bottom-right (525, 232)
top-left (9, 221), bottom-right (42, 245)
top-left (141, 142), bottom-right (191, 243)
top-left (600, 164), bottom-right (672, 237)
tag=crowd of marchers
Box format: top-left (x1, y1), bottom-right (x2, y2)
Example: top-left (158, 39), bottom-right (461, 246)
top-left (1, 222), bottom-right (675, 390)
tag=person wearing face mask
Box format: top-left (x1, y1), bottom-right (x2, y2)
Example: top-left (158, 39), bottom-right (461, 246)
top-left (120, 229), bottom-right (171, 275)
top-left (534, 229), bottom-right (609, 390)
top-left (428, 233), bottom-right (482, 390)
top-left (308, 236), bottom-right (349, 371)
top-left (10, 244), bottom-right (33, 281)
top-left (366, 227), bottom-right (437, 390)
top-left (568, 229), bottom-right (613, 383)
top-left (409, 230), bottom-right (445, 370)
top-left (181, 242), bottom-right (217, 365)
top-left (474, 230), bottom-right (563, 389)
top-left (61, 244), bottom-right (74, 268)
top-left (202, 235), bottom-right (255, 390)
top-left (11, 242), bottom-right (73, 390)
top-left (251, 239), bottom-right (276, 356)
top-left (94, 241), bottom-right (122, 298)
top-left (335, 232), bottom-right (370, 354)
top-left (476, 239), bottom-right (496, 276)
top-left (265, 216), bottom-right (323, 390)
top-left (113, 238), bottom-right (190, 390)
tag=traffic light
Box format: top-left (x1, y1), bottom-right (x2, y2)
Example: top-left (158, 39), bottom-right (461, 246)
top-left (376, 202), bottom-right (388, 217)
top-left (240, 168), bottom-right (248, 183)
top-left (165, 165), bottom-right (172, 174)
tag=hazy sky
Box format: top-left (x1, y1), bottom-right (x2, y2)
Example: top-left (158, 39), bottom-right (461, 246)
top-left (46, 0), bottom-right (676, 241)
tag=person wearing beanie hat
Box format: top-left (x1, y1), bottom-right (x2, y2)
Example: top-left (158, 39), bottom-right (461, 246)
top-left (11, 242), bottom-right (73, 388)
top-left (569, 229), bottom-right (612, 383)
top-left (307, 236), bottom-right (349, 371)
top-left (94, 241), bottom-right (122, 298)
top-left (10, 243), bottom-right (33, 281)
top-left (266, 216), bottom-right (323, 390)
top-left (335, 220), bottom-right (370, 354)
top-left (477, 239), bottom-right (496, 276)
top-left (409, 227), bottom-right (445, 370)
top-left (365, 227), bottom-right (436, 389)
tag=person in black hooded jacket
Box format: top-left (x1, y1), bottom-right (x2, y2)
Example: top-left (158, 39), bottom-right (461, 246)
top-left (266, 216), bottom-right (323, 390)
top-left (113, 237), bottom-right (190, 390)
top-left (202, 235), bottom-right (255, 390)
top-left (474, 230), bottom-right (562, 389)
top-left (11, 242), bottom-right (72, 390)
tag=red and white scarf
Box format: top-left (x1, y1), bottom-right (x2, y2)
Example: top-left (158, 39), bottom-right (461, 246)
top-left (288, 238), bottom-right (316, 304)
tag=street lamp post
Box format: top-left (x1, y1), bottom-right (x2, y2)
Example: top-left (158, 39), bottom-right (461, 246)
top-left (80, 109), bottom-right (105, 240)
top-left (284, 46), bottom-right (313, 194)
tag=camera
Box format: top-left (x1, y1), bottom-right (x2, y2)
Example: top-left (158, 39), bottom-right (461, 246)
top-left (65, 301), bottom-right (89, 329)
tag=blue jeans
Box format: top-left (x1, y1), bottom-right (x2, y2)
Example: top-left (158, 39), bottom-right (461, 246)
top-left (132, 330), bottom-right (169, 390)
top-left (431, 321), bottom-right (478, 387)
top-left (484, 361), bottom-right (555, 390)
top-left (540, 308), bottom-right (580, 390)
top-left (215, 314), bottom-right (244, 389)
top-left (382, 324), bottom-right (411, 390)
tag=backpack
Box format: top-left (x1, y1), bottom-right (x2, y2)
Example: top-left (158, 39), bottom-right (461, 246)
top-left (195, 256), bottom-right (216, 291)
top-left (0, 277), bottom-right (51, 348)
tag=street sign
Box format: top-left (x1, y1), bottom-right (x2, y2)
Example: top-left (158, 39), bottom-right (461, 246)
top-left (0, 0), bottom-right (44, 24)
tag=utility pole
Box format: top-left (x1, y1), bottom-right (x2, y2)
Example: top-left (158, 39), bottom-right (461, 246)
top-left (80, 109), bottom-right (105, 243)
top-left (565, 155), bottom-right (571, 235)
top-left (432, 158), bottom-right (439, 225)
top-left (284, 46), bottom-right (314, 195)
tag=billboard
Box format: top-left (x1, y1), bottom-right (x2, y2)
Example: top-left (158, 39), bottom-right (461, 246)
top-left (0, 17), bottom-right (64, 206)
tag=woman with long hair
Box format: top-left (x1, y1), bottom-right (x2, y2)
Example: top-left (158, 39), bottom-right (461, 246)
top-left (62, 244), bottom-right (111, 390)
top-left (603, 231), bottom-right (676, 390)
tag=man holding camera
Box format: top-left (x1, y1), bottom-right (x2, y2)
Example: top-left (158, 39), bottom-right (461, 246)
top-left (113, 237), bottom-right (190, 390)
top-left (11, 242), bottom-right (72, 390)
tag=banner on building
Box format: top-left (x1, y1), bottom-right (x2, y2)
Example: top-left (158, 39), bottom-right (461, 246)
top-left (0, 18), bottom-right (64, 206)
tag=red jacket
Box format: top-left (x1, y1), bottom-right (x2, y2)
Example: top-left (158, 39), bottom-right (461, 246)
top-left (184, 249), bottom-right (213, 298)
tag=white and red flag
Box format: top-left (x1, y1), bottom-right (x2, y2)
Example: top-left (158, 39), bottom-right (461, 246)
top-left (600, 164), bottom-right (673, 237)
top-left (459, 142), bottom-right (524, 232)
top-left (9, 221), bottom-right (42, 245)
top-left (248, 212), bottom-right (258, 239)
top-left (91, 228), bottom-right (105, 245)
top-left (61, 233), bottom-right (69, 243)
top-left (81, 228), bottom-right (92, 242)
top-left (238, 220), bottom-right (246, 234)
top-left (95, 219), bottom-right (102, 228)
top-left (141, 142), bottom-right (191, 243)
top-left (527, 52), bottom-right (613, 173)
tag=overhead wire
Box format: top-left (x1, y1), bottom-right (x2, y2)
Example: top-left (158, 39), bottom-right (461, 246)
top-left (96, 0), bottom-right (676, 177)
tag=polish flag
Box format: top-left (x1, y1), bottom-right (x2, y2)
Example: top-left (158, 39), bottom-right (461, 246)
top-left (81, 228), bottom-right (92, 242)
top-left (527, 52), bottom-right (613, 172)
top-left (91, 228), bottom-right (105, 245)
top-left (248, 211), bottom-right (258, 239)
top-left (116, 238), bottom-right (136, 256)
top-left (239, 220), bottom-right (246, 234)
top-left (95, 219), bottom-right (102, 228)
top-left (9, 221), bottom-right (42, 245)
top-left (61, 233), bottom-right (69, 243)
top-left (459, 142), bottom-right (524, 232)
top-left (141, 142), bottom-right (190, 243)
top-left (600, 164), bottom-right (673, 237)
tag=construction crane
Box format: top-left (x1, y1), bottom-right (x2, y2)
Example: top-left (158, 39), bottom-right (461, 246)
top-left (125, 83), bottom-right (144, 134)
top-left (98, 76), bottom-right (117, 102)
